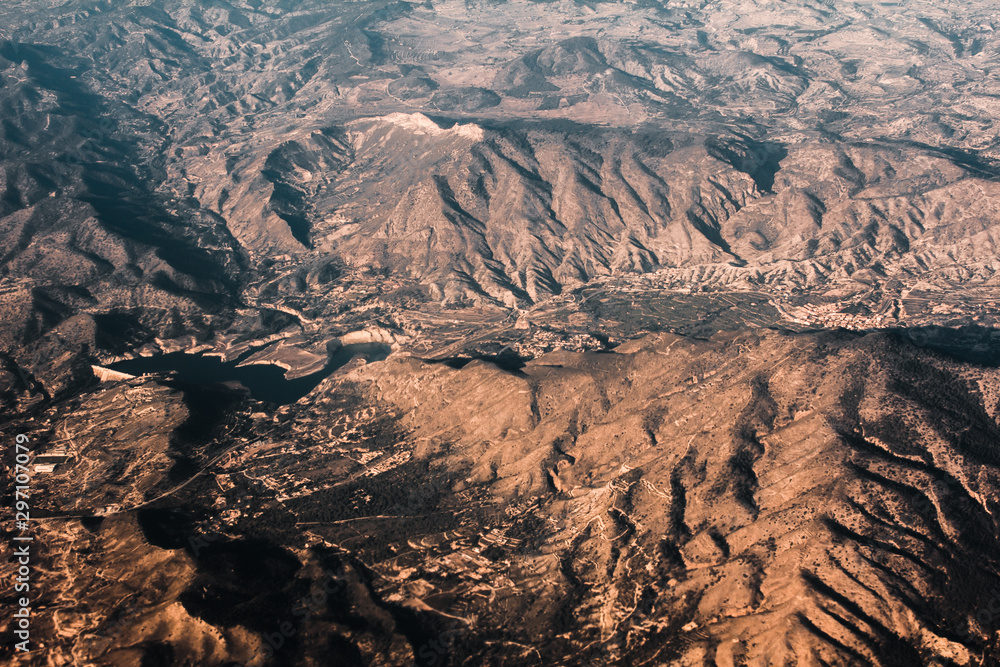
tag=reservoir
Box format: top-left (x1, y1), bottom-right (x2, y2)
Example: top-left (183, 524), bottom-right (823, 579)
top-left (109, 342), bottom-right (391, 404)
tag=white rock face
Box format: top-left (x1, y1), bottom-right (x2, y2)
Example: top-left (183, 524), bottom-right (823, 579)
top-left (377, 112), bottom-right (485, 142)
top-left (340, 327), bottom-right (397, 345)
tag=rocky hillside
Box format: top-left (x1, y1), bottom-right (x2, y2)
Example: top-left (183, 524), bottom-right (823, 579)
top-left (3, 2), bottom-right (1000, 666)
top-left (7, 330), bottom-right (1000, 666)
top-left (1, 0), bottom-right (998, 330)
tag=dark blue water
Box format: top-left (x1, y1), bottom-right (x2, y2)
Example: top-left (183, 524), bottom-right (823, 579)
top-left (109, 342), bottom-right (390, 404)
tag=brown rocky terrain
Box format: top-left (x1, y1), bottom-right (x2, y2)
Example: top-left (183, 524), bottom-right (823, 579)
top-left (3, 1), bottom-right (1000, 666)
top-left (1, 0), bottom-right (999, 392)
top-left (6, 330), bottom-right (1000, 666)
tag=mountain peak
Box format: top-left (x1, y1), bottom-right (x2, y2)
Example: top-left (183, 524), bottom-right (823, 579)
top-left (371, 112), bottom-right (485, 142)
